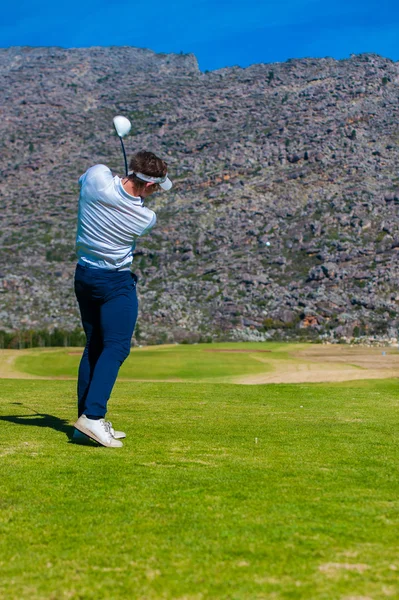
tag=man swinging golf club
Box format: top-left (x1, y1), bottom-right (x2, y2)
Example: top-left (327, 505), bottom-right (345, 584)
top-left (73, 116), bottom-right (172, 447)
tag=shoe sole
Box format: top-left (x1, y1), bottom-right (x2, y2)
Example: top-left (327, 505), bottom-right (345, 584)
top-left (73, 421), bottom-right (123, 448)
top-left (71, 432), bottom-right (97, 445)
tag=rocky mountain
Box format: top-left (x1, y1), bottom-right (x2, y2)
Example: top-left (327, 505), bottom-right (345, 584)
top-left (1, 46), bottom-right (399, 344)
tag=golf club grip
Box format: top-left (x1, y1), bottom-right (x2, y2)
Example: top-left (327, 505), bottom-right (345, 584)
top-left (119, 136), bottom-right (128, 177)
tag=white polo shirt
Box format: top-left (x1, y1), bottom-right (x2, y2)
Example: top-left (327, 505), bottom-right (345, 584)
top-left (75, 164), bottom-right (156, 271)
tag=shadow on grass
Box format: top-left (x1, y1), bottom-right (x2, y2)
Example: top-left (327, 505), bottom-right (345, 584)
top-left (1, 403), bottom-right (101, 446)
top-left (0, 412), bottom-right (74, 437)
top-left (1, 402), bottom-right (78, 441)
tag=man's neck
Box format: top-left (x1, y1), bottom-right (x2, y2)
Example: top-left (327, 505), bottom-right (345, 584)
top-left (121, 178), bottom-right (141, 198)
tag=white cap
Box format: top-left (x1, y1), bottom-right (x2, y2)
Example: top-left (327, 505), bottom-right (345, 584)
top-left (128, 170), bottom-right (173, 191)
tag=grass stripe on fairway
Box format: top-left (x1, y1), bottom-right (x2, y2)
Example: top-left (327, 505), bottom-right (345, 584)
top-left (12, 342), bottom-right (285, 381)
top-left (1, 378), bottom-right (399, 599)
top-left (7, 342), bottom-right (399, 385)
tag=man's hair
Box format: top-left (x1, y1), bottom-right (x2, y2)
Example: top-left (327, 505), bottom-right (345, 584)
top-left (128, 151), bottom-right (167, 191)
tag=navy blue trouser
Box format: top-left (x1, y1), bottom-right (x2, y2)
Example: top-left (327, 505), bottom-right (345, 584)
top-left (74, 263), bottom-right (138, 419)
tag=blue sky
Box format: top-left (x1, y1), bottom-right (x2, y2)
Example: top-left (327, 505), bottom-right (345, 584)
top-left (1, 0), bottom-right (398, 71)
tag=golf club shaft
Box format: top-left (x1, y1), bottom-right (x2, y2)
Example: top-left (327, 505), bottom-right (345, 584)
top-left (119, 136), bottom-right (128, 177)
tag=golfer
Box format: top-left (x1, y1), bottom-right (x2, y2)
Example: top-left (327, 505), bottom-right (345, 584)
top-left (73, 151), bottom-right (172, 447)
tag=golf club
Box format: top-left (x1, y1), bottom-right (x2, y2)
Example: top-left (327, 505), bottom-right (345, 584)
top-left (113, 115), bottom-right (132, 177)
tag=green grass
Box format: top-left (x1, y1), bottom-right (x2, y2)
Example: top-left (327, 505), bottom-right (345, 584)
top-left (1, 372), bottom-right (399, 599)
top-left (14, 342), bottom-right (293, 381)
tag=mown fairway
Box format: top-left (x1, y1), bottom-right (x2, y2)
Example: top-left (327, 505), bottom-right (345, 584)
top-left (6, 341), bottom-right (399, 384)
top-left (1, 342), bottom-right (399, 599)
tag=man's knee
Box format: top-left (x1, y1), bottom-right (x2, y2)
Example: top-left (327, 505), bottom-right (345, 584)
top-left (104, 341), bottom-right (131, 364)
top-left (120, 343), bottom-right (131, 363)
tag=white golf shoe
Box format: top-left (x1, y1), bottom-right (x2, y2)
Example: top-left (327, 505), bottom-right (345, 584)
top-left (105, 421), bottom-right (126, 440)
top-left (73, 415), bottom-right (123, 448)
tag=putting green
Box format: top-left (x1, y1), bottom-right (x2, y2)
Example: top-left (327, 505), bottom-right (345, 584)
top-left (2, 341), bottom-right (399, 384)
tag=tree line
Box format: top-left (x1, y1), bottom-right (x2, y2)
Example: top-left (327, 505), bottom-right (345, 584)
top-left (0, 328), bottom-right (86, 349)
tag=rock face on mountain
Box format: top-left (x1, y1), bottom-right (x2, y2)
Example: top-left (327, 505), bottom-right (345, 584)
top-left (1, 46), bottom-right (399, 344)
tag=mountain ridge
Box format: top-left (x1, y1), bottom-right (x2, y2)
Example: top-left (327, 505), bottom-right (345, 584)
top-left (1, 46), bottom-right (399, 344)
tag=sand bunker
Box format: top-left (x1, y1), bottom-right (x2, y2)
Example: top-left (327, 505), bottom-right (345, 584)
top-left (234, 345), bottom-right (399, 384)
top-left (203, 349), bottom-right (271, 353)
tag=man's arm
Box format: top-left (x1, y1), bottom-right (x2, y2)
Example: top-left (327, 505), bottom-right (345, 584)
top-left (139, 212), bottom-right (157, 236)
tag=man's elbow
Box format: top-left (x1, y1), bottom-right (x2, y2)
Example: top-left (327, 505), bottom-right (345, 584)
top-left (140, 213), bottom-right (157, 237)
top-left (149, 213), bottom-right (157, 229)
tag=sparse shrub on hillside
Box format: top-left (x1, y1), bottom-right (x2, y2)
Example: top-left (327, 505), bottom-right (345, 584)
top-left (45, 245), bottom-right (75, 262)
top-left (2, 48), bottom-right (399, 345)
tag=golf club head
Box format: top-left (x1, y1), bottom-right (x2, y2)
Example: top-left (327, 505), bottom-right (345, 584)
top-left (113, 115), bottom-right (131, 138)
